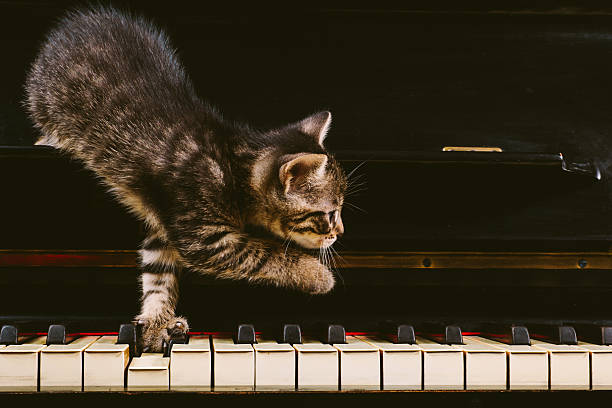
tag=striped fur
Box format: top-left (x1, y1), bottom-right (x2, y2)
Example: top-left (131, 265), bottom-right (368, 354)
top-left (25, 7), bottom-right (347, 352)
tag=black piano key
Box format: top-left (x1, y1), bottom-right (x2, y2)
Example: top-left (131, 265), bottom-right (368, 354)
top-left (117, 323), bottom-right (139, 357)
top-left (573, 324), bottom-right (612, 345)
top-left (163, 337), bottom-right (189, 357)
top-left (481, 324), bottom-right (531, 345)
top-left (528, 324), bottom-right (577, 345)
top-left (46, 324), bottom-right (66, 345)
top-left (327, 324), bottom-right (346, 344)
top-left (396, 324), bottom-right (416, 344)
top-left (282, 324), bottom-right (302, 344)
top-left (559, 326), bottom-right (578, 345)
top-left (510, 326), bottom-right (531, 345)
top-left (377, 321), bottom-right (415, 344)
top-left (511, 326), bottom-right (531, 345)
top-left (0, 325), bottom-right (18, 345)
top-left (236, 324), bottom-right (256, 344)
top-left (603, 327), bottom-right (612, 345)
top-left (421, 323), bottom-right (463, 345)
top-left (445, 325), bottom-right (463, 345)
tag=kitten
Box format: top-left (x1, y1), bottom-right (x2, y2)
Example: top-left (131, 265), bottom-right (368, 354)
top-left (25, 7), bottom-right (346, 351)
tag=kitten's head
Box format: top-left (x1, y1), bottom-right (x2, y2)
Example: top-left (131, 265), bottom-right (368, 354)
top-left (255, 111), bottom-right (347, 249)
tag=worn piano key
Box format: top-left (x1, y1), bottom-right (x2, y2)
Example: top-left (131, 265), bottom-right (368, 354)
top-left (0, 325), bottom-right (18, 345)
top-left (529, 324), bottom-right (578, 345)
top-left (253, 339), bottom-right (295, 390)
top-left (531, 339), bottom-right (589, 390)
top-left (236, 324), bottom-right (256, 344)
top-left (469, 336), bottom-right (548, 390)
top-left (40, 335), bottom-right (99, 391)
top-left (334, 336), bottom-right (380, 390)
top-left (573, 323), bottom-right (612, 346)
top-left (376, 322), bottom-right (417, 343)
top-left (282, 324), bottom-right (302, 344)
top-left (416, 336), bottom-right (464, 390)
top-left (0, 336), bottom-right (46, 391)
top-left (396, 324), bottom-right (416, 344)
top-left (84, 335), bottom-right (130, 391)
top-left (420, 323), bottom-right (463, 345)
top-left (117, 323), bottom-right (139, 357)
top-left (127, 352), bottom-right (170, 391)
top-left (46, 324), bottom-right (70, 345)
top-left (577, 342), bottom-right (612, 390)
top-left (326, 325), bottom-right (346, 344)
top-left (211, 334), bottom-right (254, 390)
top-left (462, 336), bottom-right (507, 390)
top-left (481, 324), bottom-right (531, 345)
top-left (294, 338), bottom-right (339, 390)
top-left (170, 336), bottom-right (211, 391)
top-left (359, 335), bottom-right (421, 390)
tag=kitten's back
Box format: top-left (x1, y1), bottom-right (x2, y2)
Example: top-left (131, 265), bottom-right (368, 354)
top-left (25, 7), bottom-right (200, 153)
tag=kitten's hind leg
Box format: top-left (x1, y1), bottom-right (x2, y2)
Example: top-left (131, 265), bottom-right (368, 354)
top-left (135, 233), bottom-right (189, 352)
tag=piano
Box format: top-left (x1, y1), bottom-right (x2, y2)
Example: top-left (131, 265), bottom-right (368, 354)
top-left (3, 0), bottom-right (612, 405)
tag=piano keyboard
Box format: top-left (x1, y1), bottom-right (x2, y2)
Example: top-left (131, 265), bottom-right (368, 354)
top-left (1, 323), bottom-right (612, 392)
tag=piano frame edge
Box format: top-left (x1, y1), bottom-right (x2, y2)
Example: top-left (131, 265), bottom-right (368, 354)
top-left (1, 249), bottom-right (612, 270)
top-left (0, 389), bottom-right (610, 407)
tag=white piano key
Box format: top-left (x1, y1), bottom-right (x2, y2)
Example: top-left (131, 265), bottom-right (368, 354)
top-left (83, 336), bottom-right (130, 391)
top-left (468, 336), bottom-right (548, 390)
top-left (532, 340), bottom-right (589, 390)
top-left (253, 340), bottom-right (295, 390)
top-left (170, 336), bottom-right (211, 390)
top-left (211, 336), bottom-right (254, 390)
top-left (0, 337), bottom-right (46, 392)
top-left (578, 342), bottom-right (612, 390)
top-left (294, 339), bottom-right (338, 390)
top-left (417, 336), bottom-right (464, 390)
top-left (127, 353), bottom-right (169, 390)
top-left (334, 336), bottom-right (380, 390)
top-left (40, 336), bottom-right (99, 391)
top-left (358, 336), bottom-right (421, 390)
top-left (462, 336), bottom-right (507, 390)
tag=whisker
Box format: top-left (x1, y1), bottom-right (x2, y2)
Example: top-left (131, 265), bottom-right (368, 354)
top-left (346, 180), bottom-right (367, 191)
top-left (344, 188), bottom-right (368, 198)
top-left (347, 174), bottom-right (366, 184)
top-left (329, 245), bottom-right (345, 287)
top-left (329, 247), bottom-right (338, 271)
top-left (346, 160), bottom-right (368, 180)
top-left (344, 184), bottom-right (368, 196)
top-left (345, 185), bottom-right (368, 195)
top-left (346, 174), bottom-right (367, 187)
top-left (283, 236), bottom-right (293, 258)
top-left (282, 225), bottom-right (297, 258)
top-left (330, 246), bottom-right (346, 266)
top-left (344, 201), bottom-right (367, 214)
top-left (334, 240), bottom-right (348, 249)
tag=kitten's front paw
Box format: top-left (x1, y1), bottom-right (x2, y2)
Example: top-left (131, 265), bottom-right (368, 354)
top-left (136, 315), bottom-right (189, 353)
top-left (297, 257), bottom-right (335, 294)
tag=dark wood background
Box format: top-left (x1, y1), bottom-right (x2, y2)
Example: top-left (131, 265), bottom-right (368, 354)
top-left (4, 1), bottom-right (612, 331)
top-left (3, 1), bottom-right (612, 162)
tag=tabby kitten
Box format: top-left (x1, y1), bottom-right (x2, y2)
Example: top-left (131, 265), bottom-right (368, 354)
top-left (25, 7), bottom-right (346, 351)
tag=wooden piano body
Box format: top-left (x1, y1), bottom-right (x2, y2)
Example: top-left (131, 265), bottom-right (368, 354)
top-left (3, 0), bottom-right (612, 405)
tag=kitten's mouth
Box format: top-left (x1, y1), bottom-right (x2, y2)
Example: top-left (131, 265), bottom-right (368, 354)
top-left (321, 235), bottom-right (337, 249)
top-left (289, 232), bottom-right (336, 250)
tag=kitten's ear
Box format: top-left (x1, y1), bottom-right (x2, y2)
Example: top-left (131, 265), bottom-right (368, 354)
top-left (297, 111), bottom-right (332, 146)
top-left (279, 153), bottom-right (328, 193)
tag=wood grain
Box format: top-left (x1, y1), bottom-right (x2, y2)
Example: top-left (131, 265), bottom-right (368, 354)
top-left (1, 250), bottom-right (611, 269)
